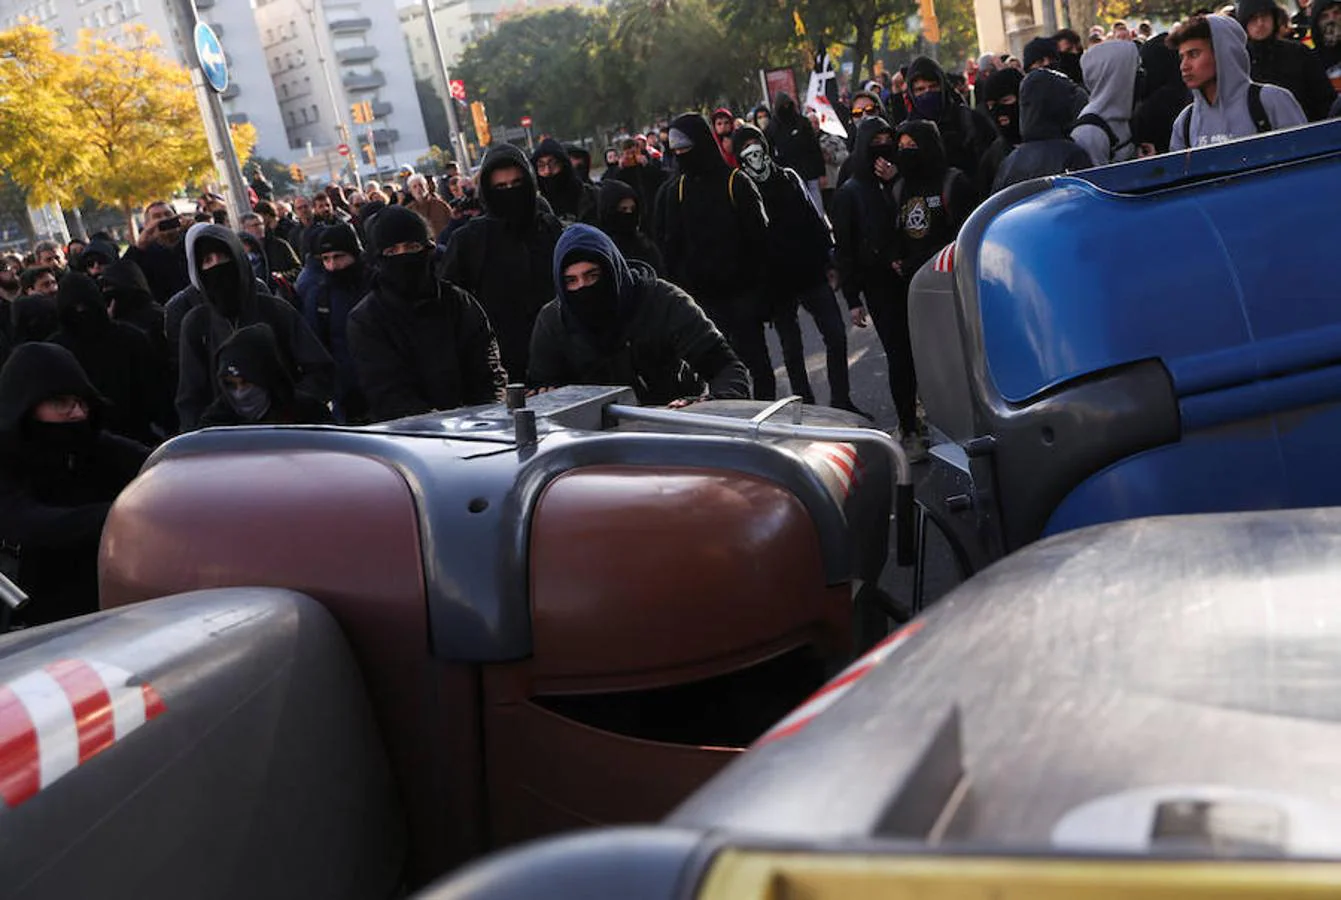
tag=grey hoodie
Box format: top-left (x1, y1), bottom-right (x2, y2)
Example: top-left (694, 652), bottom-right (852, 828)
top-left (1169, 15), bottom-right (1308, 150)
top-left (1072, 40), bottom-right (1142, 165)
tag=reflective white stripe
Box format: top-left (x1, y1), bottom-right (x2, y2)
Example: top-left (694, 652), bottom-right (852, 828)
top-left (86, 659), bottom-right (146, 741)
top-left (763, 680), bottom-right (854, 737)
top-left (6, 669), bottom-right (79, 789)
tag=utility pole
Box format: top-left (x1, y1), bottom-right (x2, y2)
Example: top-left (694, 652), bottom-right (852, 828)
top-left (421, 0), bottom-right (471, 166)
top-left (297, 0), bottom-right (361, 188)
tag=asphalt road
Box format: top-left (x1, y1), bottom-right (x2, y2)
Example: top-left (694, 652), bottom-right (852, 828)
top-left (763, 291), bottom-right (967, 616)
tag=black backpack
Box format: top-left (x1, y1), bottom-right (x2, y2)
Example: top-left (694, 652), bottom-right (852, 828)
top-left (1070, 113), bottom-right (1133, 159)
top-left (1179, 83), bottom-right (1272, 148)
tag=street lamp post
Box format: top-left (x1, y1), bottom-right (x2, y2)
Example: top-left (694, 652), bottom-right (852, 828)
top-left (420, 0), bottom-right (472, 167)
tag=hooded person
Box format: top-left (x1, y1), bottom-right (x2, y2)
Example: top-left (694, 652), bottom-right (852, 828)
top-left (904, 55), bottom-right (999, 181)
top-left (730, 125), bottom-right (861, 414)
top-left (711, 107), bottom-right (740, 167)
top-left (831, 116), bottom-right (924, 455)
top-left (238, 230), bottom-right (292, 307)
top-left (528, 224), bottom-right (749, 406)
top-left (596, 179), bottom-right (665, 276)
top-left (99, 258), bottom-right (167, 362)
top-left (349, 205), bottom-right (506, 422)
top-left (1051, 29), bottom-right (1088, 84)
top-left (175, 223), bottom-right (335, 432)
top-left (976, 67), bottom-right (1027, 195)
top-left (0, 342), bottom-right (148, 625)
top-left (1314, 0), bottom-right (1341, 70)
top-left (299, 222), bottom-right (370, 423)
top-left (607, 137), bottom-right (670, 234)
top-left (1236, 0), bottom-right (1336, 119)
top-left (1169, 14), bottom-right (1308, 149)
top-left (50, 273), bottom-right (166, 445)
top-left (566, 143), bottom-right (594, 184)
top-left (1023, 36), bottom-right (1060, 72)
top-left (71, 238), bottom-right (120, 278)
top-left (768, 92), bottom-right (827, 206)
top-left (531, 137), bottom-right (600, 226)
top-left (440, 144), bottom-right (563, 381)
top-left (993, 68), bottom-right (1096, 191)
top-left (1132, 33), bottom-right (1194, 154)
top-left (656, 112), bottom-right (775, 400)
top-left (1070, 39), bottom-right (1143, 165)
top-left (198, 324), bottom-right (334, 427)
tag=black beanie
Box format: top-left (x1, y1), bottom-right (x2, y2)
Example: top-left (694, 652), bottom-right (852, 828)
top-left (981, 67), bottom-right (1025, 104)
top-left (315, 222), bottom-right (362, 256)
top-left (368, 206), bottom-right (430, 254)
top-left (1023, 36), bottom-right (1059, 71)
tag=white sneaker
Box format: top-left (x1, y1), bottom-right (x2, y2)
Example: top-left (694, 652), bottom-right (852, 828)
top-left (900, 432), bottom-right (928, 464)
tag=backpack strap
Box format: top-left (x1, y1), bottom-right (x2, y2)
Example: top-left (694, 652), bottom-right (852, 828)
top-left (1181, 104), bottom-right (1193, 148)
top-left (1072, 113), bottom-right (1130, 156)
top-left (677, 174), bottom-right (685, 204)
top-left (1248, 83), bottom-right (1272, 133)
top-left (727, 169), bottom-right (738, 208)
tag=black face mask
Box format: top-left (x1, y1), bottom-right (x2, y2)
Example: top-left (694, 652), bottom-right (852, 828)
top-left (489, 185), bottom-right (532, 224)
top-left (200, 260), bottom-right (243, 319)
top-left (870, 143), bottom-right (897, 168)
top-left (0, 272), bottom-right (17, 291)
top-left (537, 173), bottom-right (566, 196)
top-left (566, 278), bottom-right (621, 347)
top-left (378, 249), bottom-right (434, 299)
top-left (329, 261), bottom-right (362, 287)
top-left (609, 210), bottom-right (639, 235)
top-left (994, 104), bottom-right (1021, 144)
top-left (26, 418), bottom-right (94, 455)
top-left (897, 147), bottom-right (928, 179)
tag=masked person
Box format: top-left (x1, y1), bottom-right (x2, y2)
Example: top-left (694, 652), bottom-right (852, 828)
top-left (71, 238), bottom-right (119, 279)
top-left (1170, 14), bottom-right (1308, 148)
top-left (123, 201), bottom-right (190, 305)
top-left (529, 225), bottom-right (749, 406)
top-left (0, 343), bottom-right (148, 625)
top-left (175, 224), bottom-right (334, 432)
top-left (994, 68), bottom-right (1097, 191)
top-left (198, 324), bottom-right (334, 427)
top-left (348, 206), bottom-right (507, 421)
top-left (566, 144), bottom-right (594, 184)
top-left (1070, 39), bottom-right (1143, 165)
top-left (656, 113), bottom-right (774, 399)
top-left (1236, 0), bottom-right (1335, 119)
top-left (905, 55), bottom-right (999, 181)
top-left (731, 125), bottom-right (863, 415)
top-left (440, 145), bottom-right (563, 381)
top-left (976, 67), bottom-right (1026, 195)
top-left (299, 223), bottom-right (369, 423)
top-left (50, 273), bottom-right (166, 445)
top-left (769, 92), bottom-right (828, 211)
top-left (597, 179), bottom-right (665, 276)
top-left (532, 137), bottom-right (600, 226)
top-left (832, 117), bottom-right (924, 459)
top-left (607, 137), bottom-right (669, 235)
top-left (1052, 28), bottom-right (1088, 84)
top-left (1133, 34), bottom-right (1194, 155)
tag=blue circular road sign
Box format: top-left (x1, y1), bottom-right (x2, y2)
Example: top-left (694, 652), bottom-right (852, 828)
top-left (194, 22), bottom-right (228, 94)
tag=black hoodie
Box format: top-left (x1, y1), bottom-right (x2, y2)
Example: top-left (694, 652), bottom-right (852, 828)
top-left (199, 323), bottom-right (334, 427)
top-left (528, 225), bottom-right (749, 404)
top-left (892, 119), bottom-right (976, 274)
top-left (1239, 0), bottom-right (1335, 121)
top-left (976, 67), bottom-right (1026, 196)
top-left (440, 143), bottom-right (564, 379)
top-left (50, 273), bottom-right (165, 444)
top-left (905, 56), bottom-right (999, 181)
top-left (176, 223), bottom-right (335, 432)
top-left (655, 112), bottom-right (769, 303)
top-left (532, 137), bottom-right (600, 225)
top-left (566, 143), bottom-right (594, 184)
top-left (596, 179), bottom-right (665, 276)
top-left (831, 117), bottom-right (900, 307)
top-left (1314, 0), bottom-right (1341, 70)
top-left (769, 91), bottom-right (826, 181)
top-left (0, 342), bottom-right (148, 624)
top-left (730, 125), bottom-right (833, 289)
top-left (1132, 34), bottom-right (1193, 154)
top-left (993, 68), bottom-right (1095, 193)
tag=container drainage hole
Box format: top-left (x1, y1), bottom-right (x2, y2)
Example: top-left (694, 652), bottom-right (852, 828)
top-left (468, 498), bottom-right (489, 514)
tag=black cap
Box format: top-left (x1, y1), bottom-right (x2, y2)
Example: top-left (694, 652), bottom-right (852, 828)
top-left (368, 206), bottom-right (430, 254)
top-left (315, 222), bottom-right (362, 256)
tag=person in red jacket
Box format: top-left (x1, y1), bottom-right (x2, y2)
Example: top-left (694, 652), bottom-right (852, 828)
top-left (712, 107), bottom-right (739, 167)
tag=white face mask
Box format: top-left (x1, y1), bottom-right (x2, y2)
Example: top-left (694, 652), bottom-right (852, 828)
top-left (739, 143), bottom-right (774, 183)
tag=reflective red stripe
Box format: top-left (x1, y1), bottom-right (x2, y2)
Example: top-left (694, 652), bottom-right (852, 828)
top-left (824, 451), bottom-right (854, 481)
top-left (142, 684), bottom-right (165, 719)
top-left (0, 685), bottom-right (40, 806)
top-left (45, 659), bottom-right (116, 764)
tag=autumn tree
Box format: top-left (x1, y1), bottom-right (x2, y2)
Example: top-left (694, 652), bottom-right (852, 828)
top-left (0, 23), bottom-right (88, 206)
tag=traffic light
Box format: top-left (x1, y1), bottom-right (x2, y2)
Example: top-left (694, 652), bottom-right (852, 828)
top-left (470, 100), bottom-right (491, 148)
top-left (288, 163), bottom-right (305, 183)
top-left (362, 143), bottom-right (376, 166)
top-left (350, 101), bottom-right (374, 125)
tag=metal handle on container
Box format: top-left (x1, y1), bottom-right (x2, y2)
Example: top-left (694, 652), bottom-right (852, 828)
top-left (0, 571), bottom-right (29, 613)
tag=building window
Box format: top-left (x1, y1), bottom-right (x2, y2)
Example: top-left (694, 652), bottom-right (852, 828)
top-left (288, 111), bottom-right (297, 126)
top-left (310, 104), bottom-right (319, 122)
top-left (280, 82), bottom-right (288, 98)
top-left (266, 28), bottom-right (273, 43)
top-left (272, 55), bottom-right (280, 71)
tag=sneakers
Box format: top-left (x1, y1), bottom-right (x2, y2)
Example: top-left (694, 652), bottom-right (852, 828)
top-left (900, 431), bottom-right (928, 464)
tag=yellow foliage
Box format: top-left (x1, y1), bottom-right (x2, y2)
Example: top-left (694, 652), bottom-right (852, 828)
top-left (0, 22), bottom-right (264, 215)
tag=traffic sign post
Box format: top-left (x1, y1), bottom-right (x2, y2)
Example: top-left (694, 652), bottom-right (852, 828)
top-left (521, 115), bottom-right (534, 152)
top-left (170, 2), bottom-right (249, 230)
top-left (337, 143), bottom-right (351, 157)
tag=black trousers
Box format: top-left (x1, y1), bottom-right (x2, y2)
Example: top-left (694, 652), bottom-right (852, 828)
top-left (702, 291), bottom-right (776, 401)
top-left (772, 279), bottom-right (852, 406)
top-left (861, 268), bottom-right (918, 434)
